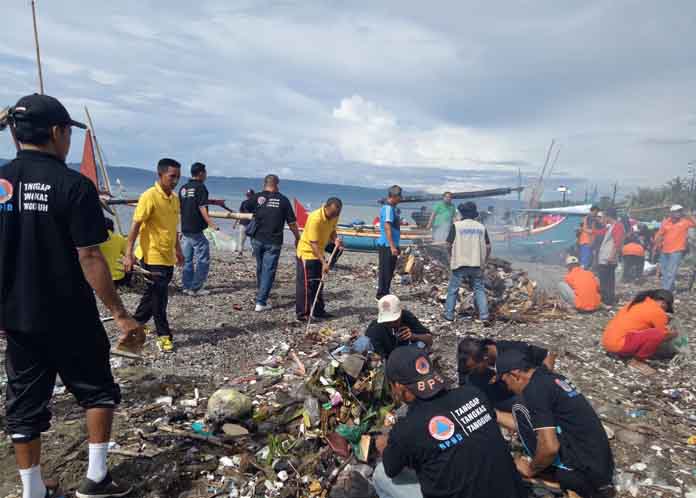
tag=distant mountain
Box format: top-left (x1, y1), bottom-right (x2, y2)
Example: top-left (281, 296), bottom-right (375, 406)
top-left (0, 158), bottom-right (389, 207)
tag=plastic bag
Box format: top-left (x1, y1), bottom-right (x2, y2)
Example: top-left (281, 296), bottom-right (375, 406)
top-left (206, 229), bottom-right (238, 253)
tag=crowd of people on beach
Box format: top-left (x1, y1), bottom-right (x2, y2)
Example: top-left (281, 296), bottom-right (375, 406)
top-left (0, 93), bottom-right (689, 498)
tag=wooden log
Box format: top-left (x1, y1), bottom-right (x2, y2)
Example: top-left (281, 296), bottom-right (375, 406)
top-left (209, 211), bottom-right (254, 221)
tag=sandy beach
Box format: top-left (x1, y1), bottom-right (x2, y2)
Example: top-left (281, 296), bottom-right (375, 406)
top-left (0, 249), bottom-right (694, 497)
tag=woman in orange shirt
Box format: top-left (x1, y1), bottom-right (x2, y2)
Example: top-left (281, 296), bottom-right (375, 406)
top-left (602, 290), bottom-right (677, 363)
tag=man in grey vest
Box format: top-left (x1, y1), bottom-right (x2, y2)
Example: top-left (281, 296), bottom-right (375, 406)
top-left (443, 202), bottom-right (491, 324)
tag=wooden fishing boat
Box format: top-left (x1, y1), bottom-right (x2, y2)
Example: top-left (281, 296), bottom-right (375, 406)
top-left (293, 199), bottom-right (431, 252)
top-left (490, 205), bottom-right (592, 262)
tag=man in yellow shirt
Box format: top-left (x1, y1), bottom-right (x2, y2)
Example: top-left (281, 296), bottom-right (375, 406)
top-left (99, 218), bottom-right (130, 286)
top-left (296, 198), bottom-right (343, 321)
top-left (124, 158), bottom-right (184, 352)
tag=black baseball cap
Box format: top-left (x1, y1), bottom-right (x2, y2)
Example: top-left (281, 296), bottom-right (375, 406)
top-left (11, 94), bottom-right (86, 130)
top-left (386, 346), bottom-right (445, 400)
top-left (495, 350), bottom-right (533, 380)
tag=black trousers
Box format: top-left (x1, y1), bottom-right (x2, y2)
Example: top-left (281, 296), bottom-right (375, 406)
top-left (622, 255), bottom-right (644, 282)
top-left (296, 257), bottom-right (325, 318)
top-left (133, 262), bottom-right (174, 337)
top-left (597, 264), bottom-right (616, 306)
top-left (5, 324), bottom-right (121, 441)
top-left (377, 246), bottom-right (398, 299)
top-left (512, 405), bottom-right (613, 498)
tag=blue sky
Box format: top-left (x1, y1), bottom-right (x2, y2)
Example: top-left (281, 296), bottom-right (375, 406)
top-left (1, 1), bottom-right (695, 201)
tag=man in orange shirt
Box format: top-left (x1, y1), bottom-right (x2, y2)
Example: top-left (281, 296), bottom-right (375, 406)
top-left (558, 256), bottom-right (601, 312)
top-left (622, 233), bottom-right (646, 283)
top-left (578, 205), bottom-right (600, 268)
top-left (655, 205), bottom-right (696, 291)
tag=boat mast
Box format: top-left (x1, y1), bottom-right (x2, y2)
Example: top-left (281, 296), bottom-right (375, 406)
top-left (31, 0), bottom-right (45, 94)
top-left (84, 106), bottom-right (124, 234)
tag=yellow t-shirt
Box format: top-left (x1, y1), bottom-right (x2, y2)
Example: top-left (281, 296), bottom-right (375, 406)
top-left (134, 182), bottom-right (180, 266)
top-left (297, 207), bottom-right (338, 260)
top-left (100, 230), bottom-right (127, 281)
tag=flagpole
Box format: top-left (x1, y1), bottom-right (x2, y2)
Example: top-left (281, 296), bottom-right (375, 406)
top-left (31, 0), bottom-right (45, 94)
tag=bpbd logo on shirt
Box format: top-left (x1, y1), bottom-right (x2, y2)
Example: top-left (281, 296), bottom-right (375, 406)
top-left (0, 178), bottom-right (14, 212)
top-left (428, 416), bottom-right (455, 441)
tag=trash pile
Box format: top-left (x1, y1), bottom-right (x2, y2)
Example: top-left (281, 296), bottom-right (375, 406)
top-left (103, 331), bottom-right (394, 498)
top-left (398, 245), bottom-right (566, 322)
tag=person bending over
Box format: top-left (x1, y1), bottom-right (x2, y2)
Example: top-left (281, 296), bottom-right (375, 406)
top-left (496, 351), bottom-right (615, 498)
top-left (558, 255), bottom-right (601, 312)
top-left (602, 289), bottom-right (678, 368)
top-left (373, 346), bottom-right (527, 498)
top-left (99, 218), bottom-right (130, 287)
top-left (363, 295), bottom-right (433, 358)
top-left (457, 337), bottom-right (555, 411)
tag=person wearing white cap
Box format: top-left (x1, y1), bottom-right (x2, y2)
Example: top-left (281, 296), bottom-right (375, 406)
top-left (364, 295), bottom-right (433, 358)
top-left (655, 205), bottom-right (696, 291)
top-left (558, 255), bottom-right (601, 312)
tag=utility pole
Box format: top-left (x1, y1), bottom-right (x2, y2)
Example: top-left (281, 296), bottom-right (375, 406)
top-left (31, 0), bottom-right (45, 94)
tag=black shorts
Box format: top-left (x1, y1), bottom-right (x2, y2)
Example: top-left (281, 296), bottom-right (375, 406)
top-left (4, 322), bottom-right (121, 441)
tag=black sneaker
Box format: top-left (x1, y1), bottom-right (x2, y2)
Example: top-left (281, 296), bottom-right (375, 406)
top-left (76, 473), bottom-right (132, 498)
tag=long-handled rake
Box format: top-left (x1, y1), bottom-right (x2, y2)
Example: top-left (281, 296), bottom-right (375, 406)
top-left (305, 245), bottom-right (341, 334)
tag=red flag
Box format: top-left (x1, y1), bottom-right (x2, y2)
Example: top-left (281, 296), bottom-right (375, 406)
top-left (294, 198), bottom-right (309, 228)
top-left (80, 131), bottom-right (99, 189)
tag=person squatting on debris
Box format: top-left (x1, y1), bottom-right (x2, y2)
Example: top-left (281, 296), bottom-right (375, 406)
top-left (443, 201), bottom-right (491, 323)
top-left (426, 191), bottom-right (455, 243)
top-left (295, 197), bottom-right (344, 321)
top-left (558, 255), bottom-right (601, 312)
top-left (248, 174), bottom-right (300, 312)
top-left (179, 162), bottom-right (217, 296)
top-left (0, 93), bottom-right (145, 498)
top-left (596, 208), bottom-right (625, 307)
top-left (495, 350), bottom-right (616, 498)
top-left (125, 158), bottom-right (184, 353)
top-left (373, 346), bottom-right (528, 498)
top-left (376, 185), bottom-right (403, 300)
top-left (655, 204), bottom-right (696, 292)
top-left (578, 205), bottom-right (601, 269)
top-left (100, 217), bottom-right (131, 287)
top-left (602, 289), bottom-right (678, 365)
top-left (234, 188), bottom-right (255, 255)
top-left (359, 295), bottom-right (433, 358)
top-left (457, 337), bottom-right (556, 411)
top-left (621, 231), bottom-right (646, 283)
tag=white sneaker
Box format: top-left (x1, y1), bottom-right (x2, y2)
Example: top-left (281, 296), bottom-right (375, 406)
top-left (195, 288), bottom-right (211, 296)
top-left (255, 303), bottom-right (272, 312)
top-left (182, 289), bottom-right (196, 296)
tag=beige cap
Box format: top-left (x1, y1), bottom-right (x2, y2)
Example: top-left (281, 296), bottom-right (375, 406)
top-left (377, 295), bottom-right (402, 323)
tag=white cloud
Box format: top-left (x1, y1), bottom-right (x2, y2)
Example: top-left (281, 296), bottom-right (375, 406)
top-left (0, 0), bottom-right (694, 196)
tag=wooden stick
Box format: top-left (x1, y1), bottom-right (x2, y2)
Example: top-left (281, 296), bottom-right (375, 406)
top-left (305, 244), bottom-right (340, 334)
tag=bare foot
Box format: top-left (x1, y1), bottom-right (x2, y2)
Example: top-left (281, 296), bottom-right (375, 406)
top-left (628, 358), bottom-right (656, 376)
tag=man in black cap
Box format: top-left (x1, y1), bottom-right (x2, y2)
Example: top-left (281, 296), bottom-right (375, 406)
top-left (0, 94), bottom-right (143, 497)
top-left (373, 346), bottom-right (527, 498)
top-left (496, 350), bottom-right (615, 498)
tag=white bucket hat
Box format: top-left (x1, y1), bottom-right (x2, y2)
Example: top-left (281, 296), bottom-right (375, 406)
top-left (377, 295), bottom-right (402, 323)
